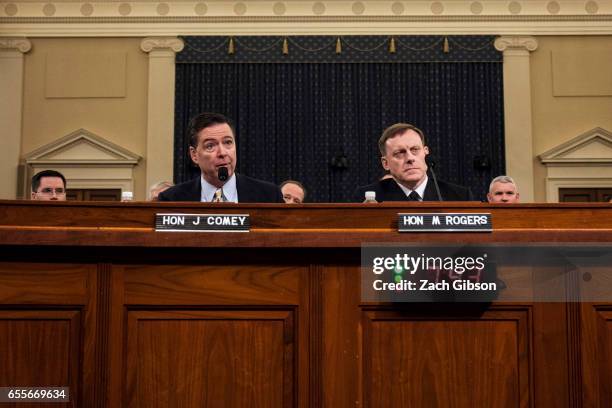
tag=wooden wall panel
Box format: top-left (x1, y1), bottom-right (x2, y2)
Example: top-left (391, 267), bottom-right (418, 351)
top-left (532, 303), bottom-right (569, 408)
top-left (2, 204), bottom-right (612, 407)
top-left (362, 309), bottom-right (530, 408)
top-left (125, 310), bottom-right (294, 408)
top-left (0, 263), bottom-right (89, 304)
top-left (582, 305), bottom-right (612, 408)
top-left (123, 264), bottom-right (299, 305)
top-left (322, 264), bottom-right (362, 408)
top-left (0, 310), bottom-right (81, 407)
top-left (602, 310), bottom-right (612, 405)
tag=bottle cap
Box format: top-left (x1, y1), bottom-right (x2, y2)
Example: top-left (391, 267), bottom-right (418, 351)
top-left (365, 191), bottom-right (376, 201)
top-left (121, 191), bottom-right (133, 201)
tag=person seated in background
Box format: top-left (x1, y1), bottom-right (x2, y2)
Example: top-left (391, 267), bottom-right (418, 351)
top-left (353, 123), bottom-right (473, 202)
top-left (487, 175), bottom-right (520, 203)
top-left (158, 112), bottom-right (283, 203)
top-left (149, 181), bottom-right (174, 201)
top-left (280, 180), bottom-right (306, 204)
top-left (31, 170), bottom-right (67, 201)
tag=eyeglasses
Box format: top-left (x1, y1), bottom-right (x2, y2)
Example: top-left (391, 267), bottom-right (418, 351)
top-left (37, 187), bottom-right (66, 195)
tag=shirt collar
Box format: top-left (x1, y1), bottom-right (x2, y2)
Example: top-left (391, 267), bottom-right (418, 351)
top-left (394, 175), bottom-right (428, 201)
top-left (200, 173), bottom-right (238, 203)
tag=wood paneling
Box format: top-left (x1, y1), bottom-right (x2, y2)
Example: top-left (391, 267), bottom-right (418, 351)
top-left (0, 263), bottom-right (90, 304)
top-left (362, 309), bottom-right (530, 408)
top-left (67, 189), bottom-right (121, 202)
top-left (123, 263), bottom-right (300, 305)
top-left (559, 188), bottom-right (612, 203)
top-left (322, 265), bottom-right (362, 408)
top-left (582, 305), bottom-right (612, 408)
top-left (125, 310), bottom-right (294, 408)
top-left (0, 203), bottom-right (611, 407)
top-left (0, 310), bottom-right (81, 407)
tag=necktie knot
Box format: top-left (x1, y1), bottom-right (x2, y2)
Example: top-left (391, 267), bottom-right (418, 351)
top-left (213, 188), bottom-right (225, 202)
top-left (408, 191), bottom-right (421, 201)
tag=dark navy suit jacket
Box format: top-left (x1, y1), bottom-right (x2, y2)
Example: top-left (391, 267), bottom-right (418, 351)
top-left (353, 177), bottom-right (473, 202)
top-left (158, 173), bottom-right (284, 203)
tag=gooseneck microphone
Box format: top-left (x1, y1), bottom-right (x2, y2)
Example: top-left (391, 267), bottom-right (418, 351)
top-left (218, 166), bottom-right (229, 182)
top-left (426, 157), bottom-right (444, 201)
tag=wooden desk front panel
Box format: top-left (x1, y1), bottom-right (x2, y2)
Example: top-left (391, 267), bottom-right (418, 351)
top-left (116, 261), bottom-right (304, 408)
top-left (0, 262), bottom-right (96, 408)
top-left (0, 254), bottom-right (605, 408)
top-left (1, 202), bottom-right (612, 407)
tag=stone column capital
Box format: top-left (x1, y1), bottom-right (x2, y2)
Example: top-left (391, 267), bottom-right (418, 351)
top-left (494, 36), bottom-right (538, 53)
top-left (140, 37), bottom-right (184, 53)
top-left (0, 38), bottom-right (32, 53)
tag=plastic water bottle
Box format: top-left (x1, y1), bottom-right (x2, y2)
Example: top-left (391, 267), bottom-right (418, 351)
top-left (363, 191), bottom-right (377, 203)
top-left (121, 191), bottom-right (133, 202)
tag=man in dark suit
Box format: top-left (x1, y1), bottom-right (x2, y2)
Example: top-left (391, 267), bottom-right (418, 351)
top-left (159, 112), bottom-right (283, 203)
top-left (353, 123), bottom-right (473, 202)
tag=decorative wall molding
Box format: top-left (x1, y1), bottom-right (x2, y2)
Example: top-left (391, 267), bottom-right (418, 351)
top-left (538, 127), bottom-right (612, 202)
top-left (23, 128), bottom-right (141, 196)
top-left (0, 37), bottom-right (31, 53)
top-left (140, 37), bottom-right (184, 53)
top-left (494, 35), bottom-right (538, 52)
top-left (539, 127), bottom-right (612, 164)
top-left (1, 1), bottom-right (612, 36)
top-left (24, 128), bottom-right (141, 165)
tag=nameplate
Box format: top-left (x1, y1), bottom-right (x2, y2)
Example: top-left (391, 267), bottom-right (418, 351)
top-left (398, 213), bottom-right (492, 232)
top-left (155, 213), bottom-right (250, 232)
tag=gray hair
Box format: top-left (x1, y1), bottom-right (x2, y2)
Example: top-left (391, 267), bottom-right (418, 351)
top-left (488, 175), bottom-right (517, 193)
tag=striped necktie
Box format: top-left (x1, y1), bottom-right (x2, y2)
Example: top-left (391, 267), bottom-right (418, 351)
top-left (212, 188), bottom-right (225, 202)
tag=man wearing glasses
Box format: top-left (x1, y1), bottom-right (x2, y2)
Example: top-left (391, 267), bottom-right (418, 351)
top-left (31, 170), bottom-right (67, 201)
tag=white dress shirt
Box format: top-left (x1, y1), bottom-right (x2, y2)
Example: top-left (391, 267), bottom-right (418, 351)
top-left (200, 173), bottom-right (238, 203)
top-left (395, 175), bottom-right (428, 201)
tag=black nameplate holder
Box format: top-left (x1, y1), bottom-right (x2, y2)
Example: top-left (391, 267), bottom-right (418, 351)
top-left (155, 213), bottom-right (250, 232)
top-left (398, 213), bottom-right (492, 232)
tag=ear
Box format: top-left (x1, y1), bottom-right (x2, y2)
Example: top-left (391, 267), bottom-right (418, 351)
top-left (189, 146), bottom-right (198, 165)
top-left (486, 193), bottom-right (492, 203)
top-left (424, 146), bottom-right (430, 156)
top-left (31, 191), bottom-right (36, 200)
top-left (515, 192), bottom-right (520, 202)
top-left (381, 156), bottom-right (389, 171)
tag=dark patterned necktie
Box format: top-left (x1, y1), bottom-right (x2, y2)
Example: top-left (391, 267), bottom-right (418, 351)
top-left (408, 191), bottom-right (421, 201)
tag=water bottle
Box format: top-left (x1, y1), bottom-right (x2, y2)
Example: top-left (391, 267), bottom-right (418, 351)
top-left (121, 191), bottom-right (134, 202)
top-left (363, 191), bottom-right (377, 203)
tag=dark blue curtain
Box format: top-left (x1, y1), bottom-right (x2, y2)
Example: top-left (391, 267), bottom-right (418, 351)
top-left (174, 37), bottom-right (504, 202)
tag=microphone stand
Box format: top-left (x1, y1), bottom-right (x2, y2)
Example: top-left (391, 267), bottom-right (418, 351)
top-left (427, 159), bottom-right (444, 201)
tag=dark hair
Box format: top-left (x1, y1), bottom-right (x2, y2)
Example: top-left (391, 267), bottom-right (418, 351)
top-left (31, 170), bottom-right (66, 192)
top-left (280, 180), bottom-right (307, 201)
top-left (378, 123), bottom-right (426, 156)
top-left (187, 112), bottom-right (235, 148)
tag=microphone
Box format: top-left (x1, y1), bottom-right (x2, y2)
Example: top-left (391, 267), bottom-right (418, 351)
top-left (218, 166), bottom-right (229, 182)
top-left (426, 157), bottom-right (444, 201)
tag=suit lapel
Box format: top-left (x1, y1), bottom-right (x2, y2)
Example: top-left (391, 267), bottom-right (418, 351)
top-left (235, 174), bottom-right (250, 203)
top-left (189, 176), bottom-right (202, 201)
top-left (422, 180), bottom-right (437, 201)
top-left (381, 179), bottom-right (410, 201)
